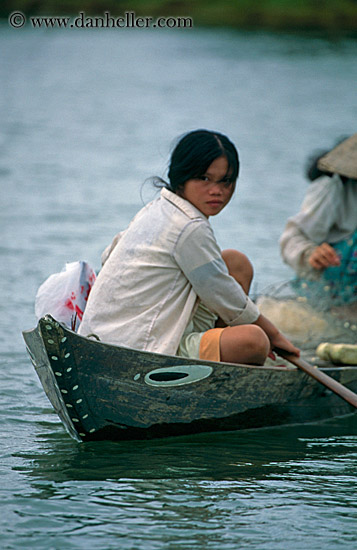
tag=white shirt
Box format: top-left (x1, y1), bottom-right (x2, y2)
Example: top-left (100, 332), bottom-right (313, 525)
top-left (79, 188), bottom-right (259, 354)
top-left (280, 174), bottom-right (357, 277)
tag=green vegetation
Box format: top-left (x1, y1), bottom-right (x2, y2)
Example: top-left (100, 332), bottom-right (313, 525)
top-left (2, 0), bottom-right (357, 31)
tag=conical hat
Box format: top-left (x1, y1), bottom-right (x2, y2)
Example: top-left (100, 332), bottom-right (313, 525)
top-left (317, 133), bottom-right (357, 179)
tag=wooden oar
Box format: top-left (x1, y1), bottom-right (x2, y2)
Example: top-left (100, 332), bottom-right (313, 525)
top-left (274, 348), bottom-right (357, 409)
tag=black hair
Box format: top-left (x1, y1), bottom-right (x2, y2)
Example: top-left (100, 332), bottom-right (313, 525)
top-left (305, 136), bottom-right (349, 182)
top-left (160, 129), bottom-right (239, 194)
top-left (305, 149), bottom-right (331, 181)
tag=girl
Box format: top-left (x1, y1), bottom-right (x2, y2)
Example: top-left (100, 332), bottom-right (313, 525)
top-left (79, 129), bottom-right (299, 365)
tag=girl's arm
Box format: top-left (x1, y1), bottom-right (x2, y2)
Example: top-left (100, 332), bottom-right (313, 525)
top-left (253, 314), bottom-right (300, 357)
top-left (175, 221), bottom-right (260, 327)
top-left (175, 221), bottom-right (298, 357)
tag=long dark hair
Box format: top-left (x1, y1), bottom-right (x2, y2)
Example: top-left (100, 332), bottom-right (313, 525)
top-left (159, 129), bottom-right (240, 194)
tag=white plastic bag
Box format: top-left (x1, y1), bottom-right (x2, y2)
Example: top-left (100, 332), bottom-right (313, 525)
top-left (35, 261), bottom-right (96, 331)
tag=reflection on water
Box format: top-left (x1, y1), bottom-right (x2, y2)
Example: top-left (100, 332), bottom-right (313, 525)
top-left (7, 416), bottom-right (357, 550)
top-left (12, 414), bottom-right (357, 483)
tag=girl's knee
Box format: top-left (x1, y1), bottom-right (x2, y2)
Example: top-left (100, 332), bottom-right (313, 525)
top-left (248, 325), bottom-right (270, 356)
top-left (222, 249), bottom-right (254, 292)
top-left (220, 324), bottom-right (270, 365)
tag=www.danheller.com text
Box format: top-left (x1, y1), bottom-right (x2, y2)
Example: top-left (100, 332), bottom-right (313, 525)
top-left (8, 11), bottom-right (194, 29)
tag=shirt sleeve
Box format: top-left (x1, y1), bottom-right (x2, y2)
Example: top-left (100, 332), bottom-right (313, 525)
top-left (279, 221), bottom-right (316, 273)
top-left (173, 220), bottom-right (260, 326)
top-left (279, 175), bottom-right (342, 273)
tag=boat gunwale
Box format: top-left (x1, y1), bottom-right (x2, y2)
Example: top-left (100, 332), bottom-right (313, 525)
top-left (23, 315), bottom-right (300, 373)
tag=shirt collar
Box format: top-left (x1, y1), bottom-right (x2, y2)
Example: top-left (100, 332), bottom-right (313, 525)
top-left (161, 187), bottom-right (208, 220)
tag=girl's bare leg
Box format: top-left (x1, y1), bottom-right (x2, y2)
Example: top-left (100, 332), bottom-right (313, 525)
top-left (220, 324), bottom-right (270, 365)
top-left (221, 249), bottom-right (253, 294)
top-left (219, 249), bottom-right (269, 364)
top-left (215, 249), bottom-right (254, 329)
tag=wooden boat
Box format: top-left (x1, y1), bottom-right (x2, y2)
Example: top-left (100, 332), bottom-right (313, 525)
top-left (23, 315), bottom-right (357, 442)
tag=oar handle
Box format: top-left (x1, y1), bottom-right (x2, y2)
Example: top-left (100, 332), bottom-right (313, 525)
top-left (274, 348), bottom-right (357, 409)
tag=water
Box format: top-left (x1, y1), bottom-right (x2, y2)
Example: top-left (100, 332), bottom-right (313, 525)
top-left (1, 24), bottom-right (357, 549)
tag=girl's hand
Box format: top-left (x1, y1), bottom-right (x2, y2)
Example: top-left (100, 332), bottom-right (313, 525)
top-left (269, 332), bottom-right (300, 359)
top-left (308, 243), bottom-right (341, 270)
top-left (253, 314), bottom-right (300, 358)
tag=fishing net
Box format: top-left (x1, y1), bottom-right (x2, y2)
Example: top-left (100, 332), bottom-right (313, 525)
top-left (256, 280), bottom-right (357, 352)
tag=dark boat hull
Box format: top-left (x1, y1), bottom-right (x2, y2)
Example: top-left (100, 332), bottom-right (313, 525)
top-left (23, 316), bottom-right (357, 442)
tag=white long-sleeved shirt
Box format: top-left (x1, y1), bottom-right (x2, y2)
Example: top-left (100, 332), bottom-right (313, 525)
top-left (78, 188), bottom-right (259, 354)
top-left (280, 174), bottom-right (357, 277)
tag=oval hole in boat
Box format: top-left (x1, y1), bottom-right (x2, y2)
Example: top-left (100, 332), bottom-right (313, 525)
top-left (149, 371), bottom-right (189, 382)
top-left (144, 365), bottom-right (213, 387)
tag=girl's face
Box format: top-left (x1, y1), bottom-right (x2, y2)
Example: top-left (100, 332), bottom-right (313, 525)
top-left (181, 155), bottom-right (235, 217)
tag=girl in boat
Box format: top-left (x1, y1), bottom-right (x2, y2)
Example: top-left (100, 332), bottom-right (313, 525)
top-left (279, 134), bottom-right (357, 312)
top-left (79, 129), bottom-right (299, 365)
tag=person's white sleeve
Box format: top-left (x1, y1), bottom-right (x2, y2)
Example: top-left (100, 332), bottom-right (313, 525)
top-left (279, 175), bottom-right (341, 273)
top-left (279, 222), bottom-right (316, 273)
top-left (174, 221), bottom-right (260, 325)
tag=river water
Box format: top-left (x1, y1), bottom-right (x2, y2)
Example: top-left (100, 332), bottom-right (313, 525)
top-left (1, 24), bottom-right (357, 549)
